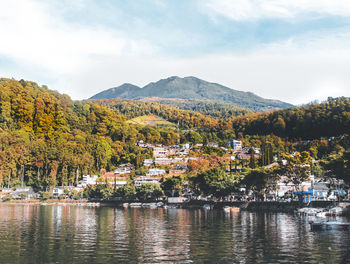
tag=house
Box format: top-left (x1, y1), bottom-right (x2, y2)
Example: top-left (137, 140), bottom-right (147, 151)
top-left (53, 187), bottom-right (65, 197)
top-left (147, 168), bottom-right (166, 176)
top-left (207, 142), bottom-right (219, 148)
top-left (155, 158), bottom-right (173, 165)
top-left (114, 167), bottom-right (131, 175)
top-left (137, 140), bottom-right (147, 148)
top-left (77, 175), bottom-right (98, 188)
top-left (169, 164), bottom-right (188, 175)
top-left (143, 159), bottom-right (154, 167)
top-left (227, 140), bottom-right (242, 150)
top-left (153, 147), bottom-right (168, 158)
top-left (1, 187), bottom-right (40, 199)
top-left (114, 163), bottom-right (135, 175)
top-left (183, 143), bottom-right (191, 149)
top-left (134, 176), bottom-right (160, 187)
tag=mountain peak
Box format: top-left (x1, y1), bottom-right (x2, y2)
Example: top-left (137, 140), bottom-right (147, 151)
top-left (89, 76), bottom-right (293, 111)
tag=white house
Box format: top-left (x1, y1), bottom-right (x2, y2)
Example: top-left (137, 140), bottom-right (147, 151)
top-left (114, 167), bottom-right (131, 175)
top-left (77, 175), bottom-right (98, 188)
top-left (52, 187), bottom-right (65, 197)
top-left (143, 159), bottom-right (154, 166)
top-left (153, 147), bottom-right (168, 158)
top-left (134, 176), bottom-right (160, 187)
top-left (147, 168), bottom-right (166, 176)
top-left (230, 140), bottom-right (242, 150)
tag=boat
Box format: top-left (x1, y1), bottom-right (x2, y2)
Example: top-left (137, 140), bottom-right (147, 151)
top-left (223, 206), bottom-right (231, 213)
top-left (326, 206), bottom-right (344, 216)
top-left (310, 221), bottom-right (350, 231)
top-left (203, 204), bottom-right (211, 210)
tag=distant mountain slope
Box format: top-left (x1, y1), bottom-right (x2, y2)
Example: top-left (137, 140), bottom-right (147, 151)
top-left (90, 76), bottom-right (293, 112)
top-left (140, 97), bottom-right (253, 118)
top-left (90, 83), bottom-right (140, 99)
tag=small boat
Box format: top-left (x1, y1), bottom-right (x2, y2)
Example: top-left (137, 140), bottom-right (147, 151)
top-left (203, 204), bottom-right (211, 210)
top-left (315, 211), bottom-right (327, 218)
top-left (223, 206), bottom-right (231, 213)
top-left (326, 207), bottom-right (344, 216)
top-left (310, 221), bottom-right (350, 231)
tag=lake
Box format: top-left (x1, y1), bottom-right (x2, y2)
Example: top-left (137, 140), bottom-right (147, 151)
top-left (0, 204), bottom-right (349, 264)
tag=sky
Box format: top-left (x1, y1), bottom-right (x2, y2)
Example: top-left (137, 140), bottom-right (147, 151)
top-left (1, 0), bottom-right (350, 105)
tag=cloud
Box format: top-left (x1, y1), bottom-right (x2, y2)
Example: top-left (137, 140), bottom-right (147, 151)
top-left (0, 0), bottom-right (155, 76)
top-left (0, 0), bottom-right (350, 105)
top-left (205, 0), bottom-right (350, 21)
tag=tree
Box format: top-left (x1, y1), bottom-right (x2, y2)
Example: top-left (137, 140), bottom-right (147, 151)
top-left (161, 176), bottom-right (184, 197)
top-left (241, 168), bottom-right (271, 199)
top-left (191, 168), bottom-right (236, 198)
top-left (277, 152), bottom-right (311, 190)
top-left (136, 183), bottom-right (164, 201)
top-left (116, 184), bottom-right (136, 199)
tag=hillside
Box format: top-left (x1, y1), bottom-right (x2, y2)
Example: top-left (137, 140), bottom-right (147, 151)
top-left (140, 97), bottom-right (253, 118)
top-left (90, 76), bottom-right (293, 112)
top-left (90, 98), bottom-right (219, 129)
top-left (127, 115), bottom-right (176, 128)
top-left (0, 78), bottom-right (179, 189)
top-left (229, 97), bottom-right (350, 139)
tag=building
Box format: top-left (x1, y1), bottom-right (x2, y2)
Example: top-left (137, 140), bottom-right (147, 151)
top-left (134, 176), bottom-right (160, 187)
top-left (183, 143), bottom-right (191, 149)
top-left (77, 175), bottom-right (98, 188)
top-left (147, 168), bottom-right (166, 176)
top-left (143, 159), bottom-right (154, 167)
top-left (207, 142), bottom-right (219, 148)
top-left (227, 140), bottom-right (242, 150)
top-left (153, 147), bottom-right (168, 158)
top-left (53, 187), bottom-right (65, 197)
top-left (231, 140), bottom-right (242, 150)
top-left (155, 158), bottom-right (173, 165)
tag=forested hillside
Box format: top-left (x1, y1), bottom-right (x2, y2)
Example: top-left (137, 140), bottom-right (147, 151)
top-left (90, 98), bottom-right (219, 129)
top-left (1, 78), bottom-right (350, 190)
top-left (0, 78), bottom-right (178, 188)
top-left (227, 97), bottom-right (350, 139)
top-left (140, 97), bottom-right (252, 118)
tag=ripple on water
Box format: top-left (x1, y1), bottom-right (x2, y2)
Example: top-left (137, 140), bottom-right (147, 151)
top-left (0, 204), bottom-right (350, 264)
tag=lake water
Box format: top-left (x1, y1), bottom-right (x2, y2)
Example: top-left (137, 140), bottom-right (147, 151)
top-left (0, 204), bottom-right (349, 264)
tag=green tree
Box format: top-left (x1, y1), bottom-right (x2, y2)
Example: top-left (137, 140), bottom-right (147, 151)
top-left (191, 168), bottom-right (236, 198)
top-left (136, 183), bottom-right (164, 201)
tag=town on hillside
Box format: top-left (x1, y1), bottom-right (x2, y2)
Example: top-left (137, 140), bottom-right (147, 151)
top-left (1, 138), bottom-right (348, 207)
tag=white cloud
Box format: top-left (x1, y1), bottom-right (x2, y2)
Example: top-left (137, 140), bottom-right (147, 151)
top-left (205, 0), bottom-right (350, 21)
top-left (0, 0), bottom-right (155, 76)
top-left (1, 0), bottom-right (350, 105)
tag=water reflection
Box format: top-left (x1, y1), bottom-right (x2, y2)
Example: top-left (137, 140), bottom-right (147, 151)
top-left (0, 204), bottom-right (349, 264)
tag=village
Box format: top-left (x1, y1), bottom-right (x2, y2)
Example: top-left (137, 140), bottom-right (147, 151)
top-left (1, 139), bottom-right (348, 207)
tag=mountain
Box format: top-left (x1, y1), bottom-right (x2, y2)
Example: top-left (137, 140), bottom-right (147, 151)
top-left (90, 76), bottom-right (293, 112)
top-left (91, 83), bottom-right (140, 99)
